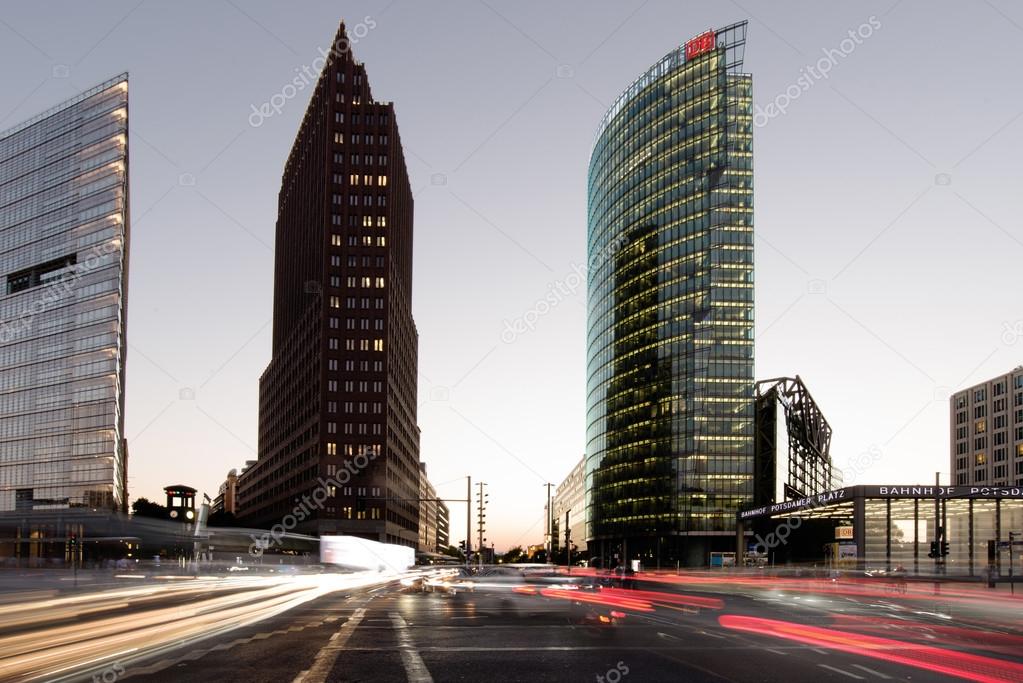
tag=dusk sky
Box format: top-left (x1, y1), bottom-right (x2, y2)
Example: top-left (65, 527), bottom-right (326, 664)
top-left (1, 0), bottom-right (1020, 550)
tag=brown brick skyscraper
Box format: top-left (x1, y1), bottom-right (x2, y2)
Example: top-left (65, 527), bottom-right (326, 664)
top-left (238, 21), bottom-right (421, 547)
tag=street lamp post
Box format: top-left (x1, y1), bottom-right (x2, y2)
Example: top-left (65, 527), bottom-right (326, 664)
top-left (565, 509), bottom-right (571, 574)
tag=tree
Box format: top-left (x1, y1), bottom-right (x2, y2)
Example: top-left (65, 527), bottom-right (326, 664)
top-left (500, 546), bottom-right (525, 564)
top-left (131, 497), bottom-right (168, 519)
top-left (440, 545), bottom-right (464, 561)
top-left (207, 509), bottom-right (237, 527)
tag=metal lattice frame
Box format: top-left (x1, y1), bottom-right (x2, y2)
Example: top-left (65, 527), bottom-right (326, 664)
top-left (755, 376), bottom-right (834, 504)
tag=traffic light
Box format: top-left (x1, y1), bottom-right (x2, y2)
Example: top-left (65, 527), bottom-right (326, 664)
top-left (941, 542), bottom-right (950, 557)
top-left (68, 534), bottom-right (77, 548)
top-left (458, 540), bottom-right (466, 552)
top-left (928, 541), bottom-right (938, 558)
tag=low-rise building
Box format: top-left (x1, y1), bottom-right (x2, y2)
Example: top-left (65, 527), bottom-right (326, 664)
top-left (418, 463), bottom-right (448, 554)
top-left (551, 457), bottom-right (585, 556)
top-left (212, 469), bottom-right (238, 516)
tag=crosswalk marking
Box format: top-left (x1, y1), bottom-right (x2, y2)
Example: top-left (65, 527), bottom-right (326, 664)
top-left (292, 607), bottom-right (366, 683)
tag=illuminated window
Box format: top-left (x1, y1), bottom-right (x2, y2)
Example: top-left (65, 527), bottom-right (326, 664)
top-left (329, 296), bottom-right (340, 309)
top-left (976, 452), bottom-right (987, 465)
top-left (976, 419), bottom-right (986, 433)
top-left (326, 442), bottom-right (337, 455)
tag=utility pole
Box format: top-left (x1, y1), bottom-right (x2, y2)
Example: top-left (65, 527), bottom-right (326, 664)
top-left (476, 482), bottom-right (488, 569)
top-left (466, 476), bottom-right (472, 570)
top-left (544, 482), bottom-right (553, 564)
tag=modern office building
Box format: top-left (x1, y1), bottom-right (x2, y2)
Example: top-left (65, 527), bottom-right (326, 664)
top-left (236, 22), bottom-right (421, 548)
top-left (951, 367), bottom-right (1023, 487)
top-left (585, 23), bottom-right (753, 567)
top-left (754, 376), bottom-right (834, 508)
top-left (550, 456), bottom-right (585, 556)
top-left (436, 498), bottom-right (449, 551)
top-left (0, 75), bottom-right (130, 515)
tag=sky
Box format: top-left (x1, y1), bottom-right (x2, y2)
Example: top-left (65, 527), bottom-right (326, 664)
top-left (0, 0), bottom-right (1020, 551)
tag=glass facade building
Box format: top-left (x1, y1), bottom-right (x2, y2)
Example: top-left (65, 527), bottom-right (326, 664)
top-left (739, 485), bottom-right (1023, 577)
top-left (585, 24), bottom-right (753, 566)
top-left (0, 75), bottom-right (130, 513)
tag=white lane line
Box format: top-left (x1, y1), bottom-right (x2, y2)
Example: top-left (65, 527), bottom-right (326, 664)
top-left (851, 664), bottom-right (892, 679)
top-left (390, 613), bottom-right (434, 683)
top-left (292, 607), bottom-right (366, 683)
top-left (762, 647), bottom-right (788, 656)
top-left (818, 664), bottom-right (865, 680)
top-left (699, 630), bottom-right (727, 639)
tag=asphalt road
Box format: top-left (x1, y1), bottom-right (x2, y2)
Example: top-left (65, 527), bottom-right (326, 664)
top-left (113, 571), bottom-right (1023, 683)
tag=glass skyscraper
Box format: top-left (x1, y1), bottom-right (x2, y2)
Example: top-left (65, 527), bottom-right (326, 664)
top-left (585, 24), bottom-right (753, 567)
top-left (0, 75), bottom-right (130, 513)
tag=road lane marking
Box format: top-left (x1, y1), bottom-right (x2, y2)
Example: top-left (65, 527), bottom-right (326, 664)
top-left (819, 664), bottom-right (864, 680)
top-left (292, 607), bottom-right (366, 683)
top-left (390, 613), bottom-right (433, 683)
top-left (851, 664), bottom-right (891, 679)
top-left (762, 647), bottom-right (788, 656)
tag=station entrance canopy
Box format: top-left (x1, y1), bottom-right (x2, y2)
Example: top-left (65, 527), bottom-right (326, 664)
top-left (736, 485), bottom-right (1023, 576)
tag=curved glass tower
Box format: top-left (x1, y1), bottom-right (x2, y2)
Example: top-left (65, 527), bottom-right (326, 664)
top-left (585, 23), bottom-right (753, 567)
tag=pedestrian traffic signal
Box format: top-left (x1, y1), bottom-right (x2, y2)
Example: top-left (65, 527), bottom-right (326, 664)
top-left (68, 534), bottom-right (77, 547)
